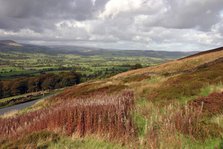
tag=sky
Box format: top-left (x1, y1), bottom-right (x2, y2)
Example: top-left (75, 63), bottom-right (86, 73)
top-left (0, 0), bottom-right (223, 51)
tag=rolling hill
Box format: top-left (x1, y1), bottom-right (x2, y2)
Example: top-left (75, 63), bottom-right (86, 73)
top-left (1, 46), bottom-right (223, 148)
top-left (0, 40), bottom-right (193, 58)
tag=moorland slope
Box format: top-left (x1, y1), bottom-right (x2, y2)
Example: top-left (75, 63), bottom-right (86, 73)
top-left (1, 47), bottom-right (223, 148)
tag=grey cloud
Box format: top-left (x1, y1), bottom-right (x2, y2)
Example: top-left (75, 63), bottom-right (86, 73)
top-left (153, 0), bottom-right (223, 30)
top-left (0, 0), bottom-right (222, 51)
top-left (0, 0), bottom-right (108, 31)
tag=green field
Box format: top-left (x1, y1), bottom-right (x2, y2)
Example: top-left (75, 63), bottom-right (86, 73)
top-left (0, 52), bottom-right (165, 81)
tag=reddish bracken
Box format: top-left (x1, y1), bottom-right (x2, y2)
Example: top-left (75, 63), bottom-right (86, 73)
top-left (189, 92), bottom-right (223, 115)
top-left (0, 91), bottom-right (135, 140)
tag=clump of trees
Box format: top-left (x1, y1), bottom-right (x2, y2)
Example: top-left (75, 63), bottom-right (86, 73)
top-left (0, 71), bottom-right (81, 99)
top-left (131, 63), bottom-right (143, 69)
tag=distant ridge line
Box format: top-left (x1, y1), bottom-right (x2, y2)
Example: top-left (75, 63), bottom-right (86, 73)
top-left (179, 47), bottom-right (223, 60)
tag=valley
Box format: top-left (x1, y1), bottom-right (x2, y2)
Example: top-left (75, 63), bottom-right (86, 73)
top-left (0, 41), bottom-right (190, 108)
top-left (1, 1), bottom-right (222, 148)
top-left (0, 41), bottom-right (223, 148)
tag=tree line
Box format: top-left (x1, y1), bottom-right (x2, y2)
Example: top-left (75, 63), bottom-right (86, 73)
top-left (0, 71), bottom-right (81, 99)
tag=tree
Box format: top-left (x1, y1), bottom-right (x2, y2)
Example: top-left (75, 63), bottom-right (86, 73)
top-left (131, 63), bottom-right (143, 69)
top-left (27, 78), bottom-right (38, 92)
top-left (0, 81), bottom-right (3, 98)
top-left (59, 72), bottom-right (80, 87)
top-left (2, 81), bottom-right (13, 98)
top-left (11, 79), bottom-right (28, 95)
top-left (41, 74), bottom-right (58, 90)
top-left (0, 71), bottom-right (81, 99)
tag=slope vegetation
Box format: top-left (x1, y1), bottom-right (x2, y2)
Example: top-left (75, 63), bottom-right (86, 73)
top-left (1, 47), bottom-right (223, 148)
top-left (113, 47), bottom-right (223, 79)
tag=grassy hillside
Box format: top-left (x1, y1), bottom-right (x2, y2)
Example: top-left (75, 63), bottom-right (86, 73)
top-left (1, 47), bottom-right (223, 148)
top-left (113, 47), bottom-right (223, 78)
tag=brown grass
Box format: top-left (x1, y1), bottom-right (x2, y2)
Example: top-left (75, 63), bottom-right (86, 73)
top-left (189, 92), bottom-right (223, 116)
top-left (0, 91), bottom-right (135, 141)
top-left (112, 48), bottom-right (223, 80)
top-left (179, 47), bottom-right (223, 60)
top-left (147, 61), bottom-right (223, 102)
top-left (54, 80), bottom-right (127, 100)
top-left (143, 102), bottom-right (223, 148)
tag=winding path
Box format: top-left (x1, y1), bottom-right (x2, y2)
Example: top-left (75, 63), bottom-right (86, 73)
top-left (0, 94), bottom-right (55, 115)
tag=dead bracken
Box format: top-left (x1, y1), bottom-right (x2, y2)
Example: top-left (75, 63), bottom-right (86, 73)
top-left (0, 91), bottom-right (135, 141)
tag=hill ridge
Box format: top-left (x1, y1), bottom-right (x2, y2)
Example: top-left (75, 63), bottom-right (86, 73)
top-left (179, 46), bottom-right (223, 60)
top-left (112, 46), bottom-right (223, 79)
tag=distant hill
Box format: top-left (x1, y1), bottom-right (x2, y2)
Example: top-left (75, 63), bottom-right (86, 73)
top-left (0, 40), bottom-right (22, 47)
top-left (0, 40), bottom-right (53, 54)
top-left (50, 45), bottom-right (195, 59)
top-left (0, 40), bottom-right (194, 59)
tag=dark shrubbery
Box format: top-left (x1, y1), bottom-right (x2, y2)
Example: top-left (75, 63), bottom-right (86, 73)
top-left (0, 71), bottom-right (81, 99)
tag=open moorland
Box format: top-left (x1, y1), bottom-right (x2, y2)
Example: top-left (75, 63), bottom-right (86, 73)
top-left (1, 43), bottom-right (223, 148)
top-left (0, 41), bottom-right (223, 148)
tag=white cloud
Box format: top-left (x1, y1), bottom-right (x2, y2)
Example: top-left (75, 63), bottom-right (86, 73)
top-left (0, 0), bottom-right (223, 51)
top-left (99, 0), bottom-right (143, 19)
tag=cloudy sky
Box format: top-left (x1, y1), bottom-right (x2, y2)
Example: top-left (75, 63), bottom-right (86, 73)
top-left (0, 0), bottom-right (223, 51)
